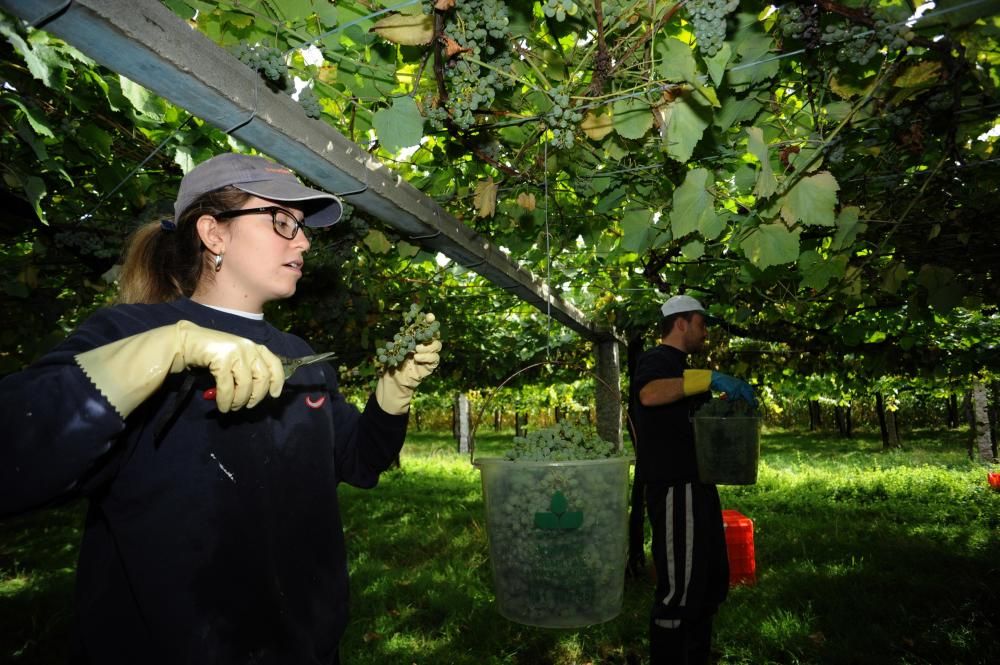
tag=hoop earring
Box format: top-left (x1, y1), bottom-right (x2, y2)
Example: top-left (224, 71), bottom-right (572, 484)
top-left (214, 252), bottom-right (224, 272)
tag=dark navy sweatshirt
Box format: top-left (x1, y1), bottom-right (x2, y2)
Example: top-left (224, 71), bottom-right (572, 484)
top-left (0, 298), bottom-right (407, 664)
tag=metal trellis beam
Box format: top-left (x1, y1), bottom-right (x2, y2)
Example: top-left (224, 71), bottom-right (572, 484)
top-left (0, 0), bottom-right (610, 342)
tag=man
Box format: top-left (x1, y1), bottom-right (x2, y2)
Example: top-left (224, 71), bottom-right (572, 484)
top-left (632, 294), bottom-right (755, 664)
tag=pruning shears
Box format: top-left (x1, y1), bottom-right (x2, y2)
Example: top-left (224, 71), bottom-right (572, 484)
top-left (200, 351), bottom-right (337, 400)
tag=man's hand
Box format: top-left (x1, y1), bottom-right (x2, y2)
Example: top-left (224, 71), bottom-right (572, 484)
top-left (709, 371), bottom-right (756, 407)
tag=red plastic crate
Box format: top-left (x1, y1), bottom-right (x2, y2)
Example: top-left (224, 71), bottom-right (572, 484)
top-left (722, 510), bottom-right (756, 586)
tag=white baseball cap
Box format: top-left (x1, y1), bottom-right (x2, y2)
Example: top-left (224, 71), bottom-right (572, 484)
top-left (660, 295), bottom-right (723, 324)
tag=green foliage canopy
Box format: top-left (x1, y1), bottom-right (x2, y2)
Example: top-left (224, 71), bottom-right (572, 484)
top-left (2, 0), bottom-right (999, 387)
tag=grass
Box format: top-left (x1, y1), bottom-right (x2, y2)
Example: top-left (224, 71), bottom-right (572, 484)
top-left (2, 427), bottom-right (998, 664)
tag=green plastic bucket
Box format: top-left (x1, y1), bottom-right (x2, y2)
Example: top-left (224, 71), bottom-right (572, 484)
top-left (474, 456), bottom-right (633, 628)
top-left (692, 416), bottom-right (761, 485)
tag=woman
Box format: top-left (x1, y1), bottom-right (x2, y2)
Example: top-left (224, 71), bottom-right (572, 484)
top-left (0, 153), bottom-right (441, 664)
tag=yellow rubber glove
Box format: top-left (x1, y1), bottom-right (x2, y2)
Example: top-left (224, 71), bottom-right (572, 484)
top-left (75, 320), bottom-right (285, 417)
top-left (682, 369), bottom-right (712, 396)
top-left (375, 338), bottom-right (442, 415)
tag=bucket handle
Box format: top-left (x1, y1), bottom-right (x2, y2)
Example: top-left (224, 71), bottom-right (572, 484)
top-left (468, 360), bottom-right (635, 465)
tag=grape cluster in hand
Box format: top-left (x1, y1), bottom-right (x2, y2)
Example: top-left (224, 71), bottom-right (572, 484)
top-left (686, 0), bottom-right (739, 57)
top-left (234, 41), bottom-right (287, 81)
top-left (375, 304), bottom-right (440, 373)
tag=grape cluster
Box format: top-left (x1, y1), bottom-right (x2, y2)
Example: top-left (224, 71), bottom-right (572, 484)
top-left (542, 0), bottom-right (577, 23)
top-left (694, 397), bottom-right (757, 418)
top-left (435, 0), bottom-right (513, 130)
top-left (55, 229), bottom-right (117, 259)
top-left (544, 85), bottom-right (583, 150)
top-left (827, 141), bottom-right (846, 165)
top-left (777, 3), bottom-right (821, 48)
top-left (925, 90), bottom-right (953, 112)
top-left (504, 418), bottom-right (622, 461)
top-left (481, 452), bottom-right (630, 625)
top-left (234, 41), bottom-right (287, 81)
top-left (374, 303), bottom-right (440, 373)
top-left (297, 87), bottom-right (322, 119)
top-left (685, 0), bottom-right (739, 57)
top-left (821, 17), bottom-right (910, 67)
top-left (599, 1), bottom-right (631, 31)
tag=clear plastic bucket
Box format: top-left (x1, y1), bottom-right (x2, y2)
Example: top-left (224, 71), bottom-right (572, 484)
top-left (692, 416), bottom-right (761, 485)
top-left (474, 456), bottom-right (633, 628)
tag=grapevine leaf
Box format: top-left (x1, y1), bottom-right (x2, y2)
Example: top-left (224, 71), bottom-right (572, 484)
top-left (15, 122), bottom-right (47, 161)
top-left (682, 239), bottom-right (705, 260)
top-left (654, 39), bottom-right (720, 108)
top-left (670, 168), bottom-right (717, 240)
top-left (728, 30), bottom-right (778, 86)
top-left (0, 20), bottom-right (59, 87)
top-left (371, 12), bottom-right (434, 46)
top-left (6, 97), bottom-right (54, 138)
top-left (221, 11), bottom-right (254, 30)
top-left (830, 206), bottom-right (863, 250)
top-left (313, 1), bottom-right (339, 24)
top-left (661, 93), bottom-right (711, 163)
top-left (76, 124), bottom-right (113, 158)
top-left (612, 98), bottom-right (652, 140)
top-left (362, 229), bottom-right (392, 254)
top-left (474, 177), bottom-right (499, 218)
top-left (780, 172), bottom-right (839, 227)
top-left (881, 262), bottom-right (910, 294)
top-left (740, 223), bottom-right (801, 269)
top-left (621, 209), bottom-right (654, 253)
top-left (917, 265), bottom-right (964, 312)
top-left (173, 145), bottom-right (197, 174)
top-left (746, 127), bottom-right (777, 199)
top-left (701, 210), bottom-right (727, 241)
top-left (372, 96), bottom-right (424, 152)
top-left (119, 77), bottom-right (166, 122)
top-left (397, 240), bottom-right (419, 258)
top-left (894, 61), bottom-right (942, 88)
top-left (581, 109), bottom-right (614, 141)
top-left (798, 250), bottom-right (847, 290)
top-left (715, 93), bottom-right (762, 132)
top-left (23, 175), bottom-right (47, 224)
top-left (655, 38), bottom-right (697, 82)
top-left (705, 42), bottom-right (732, 88)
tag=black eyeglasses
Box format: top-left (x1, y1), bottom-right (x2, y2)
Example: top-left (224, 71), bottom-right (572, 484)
top-left (214, 206), bottom-right (308, 240)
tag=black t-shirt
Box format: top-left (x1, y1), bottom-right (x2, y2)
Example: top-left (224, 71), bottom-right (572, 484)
top-left (632, 344), bottom-right (709, 485)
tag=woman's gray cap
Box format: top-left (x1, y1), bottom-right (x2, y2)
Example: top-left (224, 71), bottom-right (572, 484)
top-left (173, 153), bottom-right (343, 227)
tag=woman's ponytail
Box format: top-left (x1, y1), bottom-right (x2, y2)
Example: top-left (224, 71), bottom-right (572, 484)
top-left (117, 187), bottom-right (250, 304)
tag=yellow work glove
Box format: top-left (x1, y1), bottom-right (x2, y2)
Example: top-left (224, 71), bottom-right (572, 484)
top-left (684, 369), bottom-right (757, 406)
top-left (375, 338), bottom-right (442, 415)
top-left (683, 369), bottom-right (713, 396)
top-left (75, 320), bottom-right (285, 417)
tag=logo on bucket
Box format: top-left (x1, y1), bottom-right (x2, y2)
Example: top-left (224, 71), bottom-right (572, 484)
top-left (534, 491), bottom-right (583, 530)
